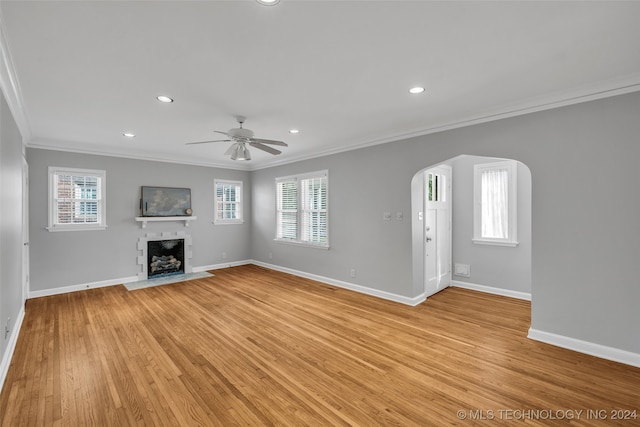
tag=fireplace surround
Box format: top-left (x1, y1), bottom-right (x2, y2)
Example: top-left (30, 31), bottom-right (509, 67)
top-left (137, 232), bottom-right (193, 280)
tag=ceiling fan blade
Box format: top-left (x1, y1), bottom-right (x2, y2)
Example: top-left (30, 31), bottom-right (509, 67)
top-left (251, 138), bottom-right (288, 147)
top-left (186, 139), bottom-right (231, 145)
top-left (224, 143), bottom-right (236, 156)
top-left (214, 130), bottom-right (229, 136)
top-left (250, 142), bottom-right (282, 155)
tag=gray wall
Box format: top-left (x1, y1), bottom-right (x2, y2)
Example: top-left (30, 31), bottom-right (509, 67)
top-left (0, 90), bottom-right (24, 374)
top-left (451, 155), bottom-right (532, 293)
top-left (21, 91), bottom-right (640, 356)
top-left (252, 91), bottom-right (640, 354)
top-left (252, 146), bottom-right (416, 297)
top-left (27, 148), bottom-right (252, 292)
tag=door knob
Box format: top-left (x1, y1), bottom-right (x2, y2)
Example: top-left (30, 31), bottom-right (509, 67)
top-left (426, 237), bottom-right (432, 242)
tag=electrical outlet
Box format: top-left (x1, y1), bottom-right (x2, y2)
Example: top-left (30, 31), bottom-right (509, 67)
top-left (350, 268), bottom-right (357, 278)
top-left (4, 317), bottom-right (10, 340)
top-left (222, 252), bottom-right (227, 259)
top-left (269, 252), bottom-right (273, 260)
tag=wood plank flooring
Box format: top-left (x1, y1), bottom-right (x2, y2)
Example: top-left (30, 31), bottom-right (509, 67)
top-left (1, 265), bottom-right (639, 426)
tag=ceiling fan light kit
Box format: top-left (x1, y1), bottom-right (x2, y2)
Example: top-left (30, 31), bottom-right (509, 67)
top-left (186, 116), bottom-right (288, 161)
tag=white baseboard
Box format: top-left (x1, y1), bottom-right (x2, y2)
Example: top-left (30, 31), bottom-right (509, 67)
top-left (451, 280), bottom-right (531, 301)
top-left (27, 260), bottom-right (255, 299)
top-left (0, 304), bottom-right (25, 394)
top-left (251, 260), bottom-right (426, 306)
top-left (192, 259), bottom-right (252, 272)
top-left (528, 328), bottom-right (640, 368)
top-left (28, 275), bottom-right (139, 299)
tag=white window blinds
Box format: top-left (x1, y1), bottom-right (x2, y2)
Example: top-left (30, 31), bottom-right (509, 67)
top-left (276, 171), bottom-right (328, 247)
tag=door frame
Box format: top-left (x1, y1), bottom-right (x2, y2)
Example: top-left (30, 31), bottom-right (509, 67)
top-left (22, 157), bottom-right (29, 301)
top-left (423, 164), bottom-right (452, 297)
top-left (411, 162), bottom-right (453, 300)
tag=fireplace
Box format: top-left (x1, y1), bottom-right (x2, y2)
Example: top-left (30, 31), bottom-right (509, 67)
top-left (137, 232), bottom-right (193, 281)
top-left (147, 239), bottom-right (184, 278)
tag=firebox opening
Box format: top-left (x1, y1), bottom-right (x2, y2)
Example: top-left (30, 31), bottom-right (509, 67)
top-left (147, 239), bottom-right (185, 279)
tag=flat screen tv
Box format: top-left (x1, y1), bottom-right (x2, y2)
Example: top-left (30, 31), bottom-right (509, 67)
top-left (140, 186), bottom-right (192, 217)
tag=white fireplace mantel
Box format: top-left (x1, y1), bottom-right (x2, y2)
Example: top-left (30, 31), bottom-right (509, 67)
top-left (135, 216), bottom-right (196, 229)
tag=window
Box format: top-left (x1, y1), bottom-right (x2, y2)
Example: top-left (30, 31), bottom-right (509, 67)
top-left (473, 160), bottom-right (518, 246)
top-left (214, 180), bottom-right (243, 224)
top-left (48, 167), bottom-right (106, 231)
top-left (276, 170), bottom-right (328, 248)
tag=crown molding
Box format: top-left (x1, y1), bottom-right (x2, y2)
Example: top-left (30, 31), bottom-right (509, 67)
top-left (26, 74), bottom-right (640, 173)
top-left (0, 9), bottom-right (31, 144)
top-left (251, 73), bottom-right (640, 171)
top-left (27, 138), bottom-right (252, 171)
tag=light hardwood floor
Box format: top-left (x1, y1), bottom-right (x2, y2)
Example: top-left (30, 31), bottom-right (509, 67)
top-left (1, 265), bottom-right (639, 426)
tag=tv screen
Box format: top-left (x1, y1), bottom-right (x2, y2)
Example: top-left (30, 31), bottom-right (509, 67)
top-left (141, 186), bottom-right (192, 217)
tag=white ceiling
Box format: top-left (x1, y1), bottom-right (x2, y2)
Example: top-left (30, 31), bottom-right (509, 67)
top-left (2, 1), bottom-right (640, 170)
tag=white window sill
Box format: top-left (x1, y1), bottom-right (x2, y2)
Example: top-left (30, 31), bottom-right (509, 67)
top-left (46, 225), bottom-right (108, 232)
top-left (472, 238), bottom-right (518, 247)
top-left (213, 220), bottom-right (245, 225)
top-left (274, 238), bottom-right (330, 250)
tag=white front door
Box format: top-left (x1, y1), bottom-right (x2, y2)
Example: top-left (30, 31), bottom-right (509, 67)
top-left (424, 165), bottom-right (451, 297)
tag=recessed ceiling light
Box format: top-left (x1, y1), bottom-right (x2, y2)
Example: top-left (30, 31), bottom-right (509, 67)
top-left (256, 0), bottom-right (280, 5)
top-left (156, 95), bottom-right (174, 103)
top-left (123, 132), bottom-right (136, 138)
top-left (409, 86), bottom-right (425, 94)
top-left (289, 129), bottom-right (299, 134)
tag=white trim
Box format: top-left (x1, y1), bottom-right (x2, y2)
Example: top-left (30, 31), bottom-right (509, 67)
top-left (252, 74), bottom-right (640, 171)
top-left (20, 78), bottom-right (640, 172)
top-left (192, 260), bottom-right (253, 272)
top-left (214, 179), bottom-right (244, 224)
top-left (473, 160), bottom-right (518, 246)
top-left (528, 328), bottom-right (640, 369)
top-left (25, 261), bottom-right (255, 298)
top-left (48, 166), bottom-right (107, 231)
top-left (28, 275), bottom-right (139, 299)
top-left (46, 225), bottom-right (108, 232)
top-left (251, 260), bottom-right (426, 306)
top-left (28, 141), bottom-right (252, 171)
top-left (451, 280), bottom-right (531, 301)
top-left (472, 238), bottom-right (519, 247)
top-left (273, 238), bottom-right (330, 250)
top-left (0, 10), bottom-right (31, 143)
top-left (135, 216), bottom-right (196, 228)
top-left (0, 305), bottom-right (25, 394)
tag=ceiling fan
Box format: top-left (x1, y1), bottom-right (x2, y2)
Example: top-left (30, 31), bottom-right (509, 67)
top-left (186, 116), bottom-right (288, 160)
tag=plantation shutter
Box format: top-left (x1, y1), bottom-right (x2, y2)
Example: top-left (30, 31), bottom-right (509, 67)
top-left (300, 176), bottom-right (327, 244)
top-left (276, 178), bottom-right (298, 240)
top-left (215, 180), bottom-right (242, 221)
top-left (53, 172), bottom-right (102, 225)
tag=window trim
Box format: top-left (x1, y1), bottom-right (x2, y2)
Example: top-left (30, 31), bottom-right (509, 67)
top-left (213, 179), bottom-right (244, 225)
top-left (274, 170), bottom-right (329, 249)
top-left (47, 166), bottom-right (107, 232)
top-left (473, 160), bottom-right (518, 247)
